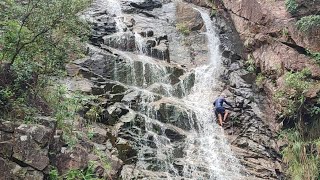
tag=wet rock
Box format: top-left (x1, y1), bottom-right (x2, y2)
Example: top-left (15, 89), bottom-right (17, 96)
top-left (146, 39), bottom-right (157, 47)
top-left (164, 125), bottom-right (187, 142)
top-left (156, 101), bottom-right (197, 131)
top-left (145, 40), bottom-right (170, 62)
top-left (108, 104), bottom-right (130, 125)
top-left (116, 138), bottom-right (137, 163)
top-left (90, 125), bottom-right (108, 144)
top-left (91, 85), bottom-right (106, 95)
top-left (183, 0), bottom-right (212, 8)
top-left (103, 32), bottom-right (136, 52)
top-left (130, 0), bottom-right (162, 11)
top-left (120, 165), bottom-right (171, 179)
top-left (169, 67), bottom-right (185, 85)
top-left (54, 145), bottom-right (89, 174)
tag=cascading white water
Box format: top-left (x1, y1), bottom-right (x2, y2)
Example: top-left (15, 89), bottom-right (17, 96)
top-left (86, 0), bottom-right (246, 178)
top-left (180, 8), bottom-right (243, 179)
top-left (134, 32), bottom-right (147, 54)
top-left (106, 0), bottom-right (126, 32)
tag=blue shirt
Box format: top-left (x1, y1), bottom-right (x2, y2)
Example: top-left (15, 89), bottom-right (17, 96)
top-left (214, 97), bottom-right (232, 108)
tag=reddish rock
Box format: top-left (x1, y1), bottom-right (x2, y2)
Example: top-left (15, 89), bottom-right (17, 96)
top-left (11, 124), bottom-right (52, 171)
top-left (253, 42), bottom-right (320, 78)
top-left (288, 19), bottom-right (320, 52)
top-left (176, 2), bottom-right (204, 31)
top-left (306, 83), bottom-right (320, 99)
top-left (55, 145), bottom-right (89, 174)
top-left (0, 157), bottom-right (44, 180)
top-left (12, 133), bottom-right (50, 171)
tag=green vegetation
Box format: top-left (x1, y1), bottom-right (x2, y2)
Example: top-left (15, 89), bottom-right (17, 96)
top-left (85, 105), bottom-right (103, 122)
top-left (0, 0), bottom-right (90, 120)
top-left (94, 149), bottom-right (111, 171)
top-left (276, 69), bottom-right (320, 179)
top-left (245, 54), bottom-right (256, 72)
top-left (49, 162), bottom-right (102, 180)
top-left (255, 73), bottom-right (265, 88)
top-left (176, 23), bottom-right (190, 36)
top-left (307, 49), bottom-right (320, 65)
top-left (42, 84), bottom-right (95, 147)
top-left (275, 69), bottom-right (311, 119)
top-left (285, 0), bottom-right (298, 14)
top-left (280, 130), bottom-right (320, 180)
top-left (282, 28), bottom-right (289, 38)
top-left (211, 4), bottom-right (217, 17)
top-left (296, 15), bottom-right (320, 32)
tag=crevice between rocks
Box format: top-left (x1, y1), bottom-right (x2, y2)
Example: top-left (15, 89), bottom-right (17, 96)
top-left (280, 41), bottom-right (308, 55)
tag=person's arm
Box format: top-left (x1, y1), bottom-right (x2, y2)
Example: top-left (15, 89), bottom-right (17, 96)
top-left (224, 99), bottom-right (233, 108)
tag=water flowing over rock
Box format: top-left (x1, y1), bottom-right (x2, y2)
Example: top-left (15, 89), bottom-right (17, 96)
top-left (0, 0), bottom-right (287, 179)
top-left (72, 0), bottom-right (287, 179)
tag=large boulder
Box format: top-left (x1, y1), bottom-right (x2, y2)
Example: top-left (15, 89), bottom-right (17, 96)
top-left (252, 42), bottom-right (320, 78)
top-left (155, 100), bottom-right (198, 131)
top-left (0, 158), bottom-right (44, 180)
top-left (12, 124), bottom-right (52, 171)
top-left (54, 145), bottom-right (89, 174)
top-left (176, 2), bottom-right (204, 31)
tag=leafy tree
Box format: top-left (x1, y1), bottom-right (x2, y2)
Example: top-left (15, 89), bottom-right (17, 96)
top-left (0, 0), bottom-right (91, 117)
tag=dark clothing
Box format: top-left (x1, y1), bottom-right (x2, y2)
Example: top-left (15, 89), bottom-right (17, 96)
top-left (215, 106), bottom-right (225, 114)
top-left (214, 97), bottom-right (232, 108)
top-left (213, 97), bottom-right (232, 116)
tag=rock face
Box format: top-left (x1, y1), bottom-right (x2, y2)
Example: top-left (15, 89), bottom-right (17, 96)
top-left (1, 0), bottom-right (298, 179)
top-left (74, 0), bottom-right (287, 179)
top-left (0, 120), bottom-right (54, 179)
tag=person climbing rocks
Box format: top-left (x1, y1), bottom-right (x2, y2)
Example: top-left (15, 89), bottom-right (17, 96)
top-left (213, 94), bottom-right (233, 126)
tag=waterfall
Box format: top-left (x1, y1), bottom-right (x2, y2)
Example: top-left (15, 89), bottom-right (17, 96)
top-left (130, 7), bottom-right (243, 179)
top-left (84, 0), bottom-right (245, 179)
top-left (106, 0), bottom-right (126, 32)
top-left (181, 7), bottom-right (243, 179)
top-left (134, 32), bottom-right (146, 54)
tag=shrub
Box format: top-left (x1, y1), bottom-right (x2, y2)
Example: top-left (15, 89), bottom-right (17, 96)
top-left (285, 0), bottom-right (298, 14)
top-left (275, 69), bottom-right (311, 119)
top-left (256, 73), bottom-right (265, 88)
top-left (0, 0), bottom-right (90, 120)
top-left (296, 15), bottom-right (320, 32)
top-left (280, 130), bottom-right (320, 180)
top-left (176, 23), bottom-right (190, 36)
top-left (245, 54), bottom-right (256, 72)
top-left (307, 49), bottom-right (320, 65)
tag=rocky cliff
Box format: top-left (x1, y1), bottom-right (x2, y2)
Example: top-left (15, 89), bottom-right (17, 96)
top-left (4, 0), bottom-right (319, 179)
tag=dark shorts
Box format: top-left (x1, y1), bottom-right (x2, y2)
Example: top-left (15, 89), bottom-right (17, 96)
top-left (215, 107), bottom-right (225, 116)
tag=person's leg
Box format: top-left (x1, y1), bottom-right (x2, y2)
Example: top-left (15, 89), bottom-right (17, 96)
top-left (223, 110), bottom-right (229, 122)
top-left (218, 113), bottom-right (223, 126)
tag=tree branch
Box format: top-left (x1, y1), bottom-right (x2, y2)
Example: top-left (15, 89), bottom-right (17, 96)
top-left (9, 13), bottom-right (63, 65)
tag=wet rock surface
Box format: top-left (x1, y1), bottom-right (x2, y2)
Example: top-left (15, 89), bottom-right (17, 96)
top-left (0, 0), bottom-right (290, 179)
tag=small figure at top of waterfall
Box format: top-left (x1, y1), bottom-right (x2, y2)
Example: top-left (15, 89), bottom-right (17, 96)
top-left (213, 94), bottom-right (233, 126)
